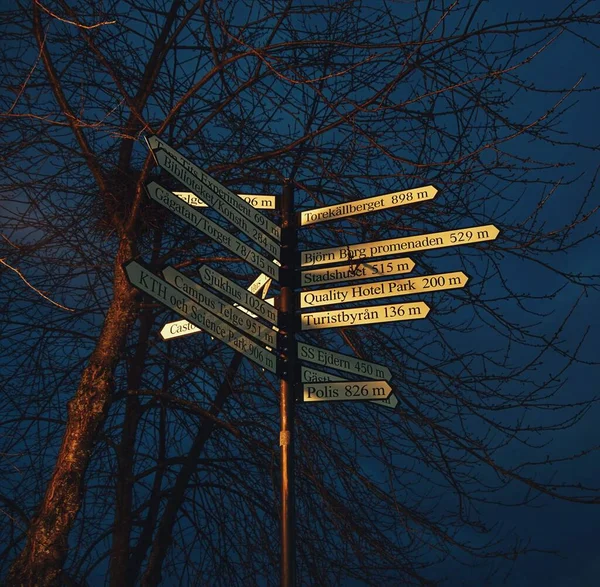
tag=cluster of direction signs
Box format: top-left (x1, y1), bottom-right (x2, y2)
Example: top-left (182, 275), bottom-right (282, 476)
top-left (124, 136), bottom-right (500, 409)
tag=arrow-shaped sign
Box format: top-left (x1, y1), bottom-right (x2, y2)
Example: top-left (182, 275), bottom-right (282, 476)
top-left (154, 162), bottom-right (280, 259)
top-left (300, 185), bottom-right (438, 227)
top-left (199, 265), bottom-right (278, 326)
top-left (302, 380), bottom-right (392, 403)
top-left (300, 271), bottom-right (468, 309)
top-left (301, 301), bottom-right (430, 330)
top-left (162, 267), bottom-right (276, 348)
top-left (175, 191), bottom-right (276, 210)
top-left (146, 181), bottom-right (279, 282)
top-left (301, 256), bottom-right (415, 287)
top-left (147, 135), bottom-right (281, 242)
top-left (124, 261), bottom-right (277, 373)
top-left (298, 342), bottom-right (391, 380)
top-left (301, 225), bottom-right (500, 267)
top-left (160, 272), bottom-right (272, 341)
top-left (300, 366), bottom-right (398, 409)
top-left (170, 189), bottom-right (280, 258)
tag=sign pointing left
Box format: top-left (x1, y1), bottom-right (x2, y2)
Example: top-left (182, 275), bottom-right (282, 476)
top-left (146, 181), bottom-right (279, 282)
top-left (175, 191), bottom-right (276, 210)
top-left (160, 272), bottom-right (272, 341)
top-left (124, 261), bottom-right (277, 373)
top-left (147, 135), bottom-right (281, 242)
top-left (162, 267), bottom-right (277, 348)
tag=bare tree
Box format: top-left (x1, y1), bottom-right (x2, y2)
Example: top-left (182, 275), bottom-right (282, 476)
top-left (1, 0), bottom-right (599, 585)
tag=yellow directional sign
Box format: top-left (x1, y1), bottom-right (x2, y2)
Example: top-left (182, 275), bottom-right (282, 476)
top-left (174, 191), bottom-right (276, 210)
top-left (199, 265), bottom-right (278, 325)
top-left (301, 365), bottom-right (345, 383)
top-left (301, 225), bottom-right (500, 267)
top-left (300, 366), bottom-right (398, 409)
top-left (160, 272), bottom-right (271, 341)
top-left (167, 185), bottom-right (280, 259)
top-left (301, 257), bottom-right (415, 287)
top-left (146, 182), bottom-right (279, 282)
top-left (147, 135), bottom-right (281, 241)
top-left (303, 380), bottom-right (392, 403)
top-left (300, 185), bottom-right (437, 226)
top-left (163, 267), bottom-right (276, 347)
top-left (151, 145), bottom-right (280, 258)
top-left (301, 301), bottom-right (430, 330)
top-left (298, 342), bottom-right (391, 380)
top-left (124, 261), bottom-right (277, 373)
top-left (300, 271), bottom-right (468, 309)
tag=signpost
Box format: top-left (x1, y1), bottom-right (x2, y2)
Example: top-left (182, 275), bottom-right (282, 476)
top-left (301, 256), bottom-right (415, 287)
top-left (132, 136), bottom-right (499, 587)
top-left (301, 301), bottom-right (430, 330)
top-left (147, 135), bottom-right (281, 241)
top-left (301, 225), bottom-right (500, 267)
top-left (300, 271), bottom-right (468, 309)
top-left (278, 181), bottom-right (297, 587)
top-left (300, 185), bottom-right (437, 226)
top-left (303, 380), bottom-right (392, 403)
top-left (175, 191), bottom-right (276, 210)
top-left (146, 181), bottom-right (279, 281)
top-left (162, 267), bottom-right (277, 348)
top-left (198, 264), bottom-right (278, 326)
top-left (124, 260), bottom-right (277, 373)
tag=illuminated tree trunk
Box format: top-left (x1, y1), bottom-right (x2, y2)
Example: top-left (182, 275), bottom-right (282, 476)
top-left (7, 244), bottom-right (139, 586)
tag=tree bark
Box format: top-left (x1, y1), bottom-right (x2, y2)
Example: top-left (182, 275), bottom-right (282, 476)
top-left (109, 306), bottom-right (155, 586)
top-left (7, 242), bottom-right (139, 586)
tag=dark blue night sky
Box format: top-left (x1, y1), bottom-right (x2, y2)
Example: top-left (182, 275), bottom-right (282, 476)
top-left (1, 1), bottom-right (599, 585)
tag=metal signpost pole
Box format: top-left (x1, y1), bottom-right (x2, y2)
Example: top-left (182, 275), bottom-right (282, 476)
top-left (278, 180), bottom-right (297, 587)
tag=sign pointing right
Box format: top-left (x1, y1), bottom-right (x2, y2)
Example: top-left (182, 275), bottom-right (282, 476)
top-left (303, 380), bottom-right (392, 403)
top-left (300, 366), bottom-right (398, 409)
top-left (301, 301), bottom-right (430, 330)
top-left (301, 256), bottom-right (415, 287)
top-left (298, 342), bottom-right (391, 380)
top-left (300, 271), bottom-right (468, 309)
top-left (301, 225), bottom-right (500, 267)
top-left (300, 185), bottom-right (437, 226)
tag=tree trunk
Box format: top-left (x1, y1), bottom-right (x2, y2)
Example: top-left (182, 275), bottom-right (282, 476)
top-left (109, 306), bottom-right (155, 586)
top-left (7, 242), bottom-right (139, 586)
